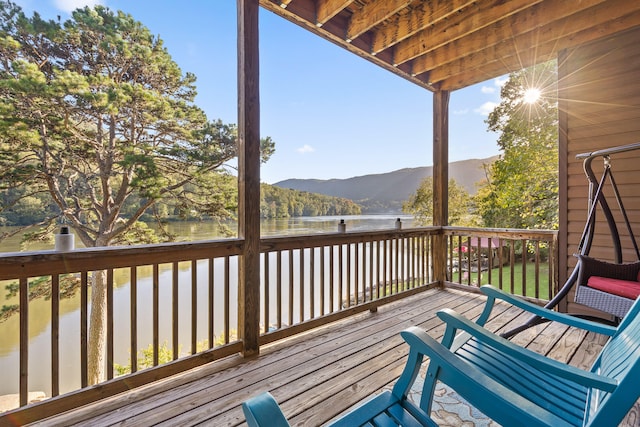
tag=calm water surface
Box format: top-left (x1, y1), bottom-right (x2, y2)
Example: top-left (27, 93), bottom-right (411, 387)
top-left (0, 215), bottom-right (414, 396)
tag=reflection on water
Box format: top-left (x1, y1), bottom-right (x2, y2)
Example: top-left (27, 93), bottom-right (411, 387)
top-left (0, 215), bottom-right (414, 396)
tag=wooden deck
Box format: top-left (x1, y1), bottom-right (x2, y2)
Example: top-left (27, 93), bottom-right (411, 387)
top-left (27, 288), bottom-right (623, 426)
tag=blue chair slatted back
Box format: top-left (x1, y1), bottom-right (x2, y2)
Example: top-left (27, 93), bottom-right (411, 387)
top-left (586, 299), bottom-right (640, 426)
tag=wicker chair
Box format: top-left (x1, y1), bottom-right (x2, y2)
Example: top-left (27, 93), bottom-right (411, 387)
top-left (574, 254), bottom-right (640, 319)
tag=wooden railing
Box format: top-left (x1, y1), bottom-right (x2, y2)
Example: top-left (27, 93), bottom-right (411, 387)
top-left (443, 227), bottom-right (558, 301)
top-left (258, 229), bottom-right (438, 345)
top-left (0, 226), bottom-right (557, 420)
top-left (0, 239), bottom-right (246, 411)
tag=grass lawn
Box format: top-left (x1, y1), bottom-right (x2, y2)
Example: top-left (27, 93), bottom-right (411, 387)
top-left (453, 262), bottom-right (553, 300)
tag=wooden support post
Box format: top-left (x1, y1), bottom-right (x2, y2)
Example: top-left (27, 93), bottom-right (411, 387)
top-left (432, 90), bottom-right (450, 286)
top-left (237, 0), bottom-right (261, 357)
top-left (557, 48), bottom-right (569, 313)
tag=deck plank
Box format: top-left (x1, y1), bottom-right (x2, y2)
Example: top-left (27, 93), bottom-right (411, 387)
top-left (30, 288), bottom-right (612, 427)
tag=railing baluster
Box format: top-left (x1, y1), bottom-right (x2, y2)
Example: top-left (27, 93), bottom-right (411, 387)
top-left (400, 237), bottom-right (405, 291)
top-left (277, 250), bottom-right (282, 328)
top-left (521, 239), bottom-right (527, 297)
top-left (376, 241), bottom-right (381, 299)
top-left (191, 259), bottom-right (197, 354)
top-left (131, 267), bottom-right (137, 373)
top-left (153, 264), bottom-right (159, 366)
top-left (320, 246), bottom-right (325, 315)
top-left (224, 256), bottom-right (230, 344)
top-left (80, 271), bottom-right (88, 388)
top-left (19, 277), bottom-right (28, 407)
top-left (457, 236), bottom-right (462, 283)
top-left (172, 262), bottom-right (179, 360)
top-left (420, 236), bottom-right (423, 285)
top-left (299, 249), bottom-right (305, 321)
top-left (487, 238), bottom-right (493, 285)
top-left (382, 239), bottom-right (388, 297)
top-left (51, 274), bottom-right (59, 397)
top-left (346, 244), bottom-right (351, 307)
top-left (394, 237), bottom-right (399, 293)
top-left (288, 249), bottom-right (293, 326)
top-left (208, 258), bottom-right (214, 348)
top-left (107, 269), bottom-right (114, 380)
top-left (411, 237), bottom-right (415, 289)
top-left (309, 248), bottom-right (316, 319)
top-left (510, 241), bottom-right (516, 294)
top-left (535, 240), bottom-right (540, 299)
top-left (263, 252), bottom-right (269, 334)
top-left (476, 237), bottom-right (481, 285)
top-left (498, 239), bottom-right (504, 290)
top-left (354, 243), bottom-right (359, 304)
top-left (338, 244), bottom-right (343, 309)
top-left (329, 246), bottom-right (335, 312)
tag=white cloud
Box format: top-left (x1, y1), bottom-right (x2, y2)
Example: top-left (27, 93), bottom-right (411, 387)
top-left (494, 76), bottom-right (508, 87)
top-left (453, 108), bottom-right (469, 115)
top-left (296, 144), bottom-right (315, 154)
top-left (481, 86), bottom-right (495, 94)
top-left (475, 101), bottom-right (497, 116)
top-left (53, 0), bottom-right (103, 13)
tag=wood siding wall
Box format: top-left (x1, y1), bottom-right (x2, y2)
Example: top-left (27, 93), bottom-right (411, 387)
top-left (559, 26), bottom-right (640, 318)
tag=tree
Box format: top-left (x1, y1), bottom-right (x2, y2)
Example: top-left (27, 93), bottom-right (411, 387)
top-left (0, 2), bottom-right (274, 383)
top-left (402, 176), bottom-right (475, 226)
top-left (475, 61), bottom-right (558, 230)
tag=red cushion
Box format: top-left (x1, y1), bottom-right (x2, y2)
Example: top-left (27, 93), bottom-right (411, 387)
top-left (587, 276), bottom-right (640, 300)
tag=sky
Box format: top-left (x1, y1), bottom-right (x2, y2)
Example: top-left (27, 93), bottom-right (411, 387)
top-left (13, 0), bottom-right (505, 184)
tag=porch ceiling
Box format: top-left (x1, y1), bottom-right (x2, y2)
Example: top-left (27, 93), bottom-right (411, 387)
top-left (259, 0), bottom-right (640, 92)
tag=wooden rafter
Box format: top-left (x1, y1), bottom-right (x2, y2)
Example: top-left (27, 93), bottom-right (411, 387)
top-left (392, 0), bottom-right (542, 66)
top-left (437, 4), bottom-right (640, 89)
top-left (411, 0), bottom-right (608, 78)
top-left (346, 0), bottom-right (411, 42)
top-left (259, 0), bottom-right (640, 90)
top-left (370, 0), bottom-right (476, 55)
top-left (317, 0), bottom-right (353, 27)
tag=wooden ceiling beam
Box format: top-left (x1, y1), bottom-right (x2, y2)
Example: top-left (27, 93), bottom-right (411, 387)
top-left (370, 0), bottom-right (476, 55)
top-left (437, 7), bottom-right (640, 91)
top-left (346, 0), bottom-right (412, 42)
top-left (393, 0), bottom-right (542, 66)
top-left (316, 0), bottom-right (354, 27)
top-left (263, 0), bottom-right (640, 91)
top-left (428, 0), bottom-right (640, 84)
top-left (411, 0), bottom-right (606, 77)
top-left (259, 0), bottom-right (437, 91)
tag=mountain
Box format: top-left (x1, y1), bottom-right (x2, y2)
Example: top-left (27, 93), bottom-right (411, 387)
top-left (274, 156), bottom-right (497, 213)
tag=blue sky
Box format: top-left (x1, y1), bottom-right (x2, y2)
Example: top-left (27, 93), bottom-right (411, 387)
top-left (14, 0), bottom-right (505, 184)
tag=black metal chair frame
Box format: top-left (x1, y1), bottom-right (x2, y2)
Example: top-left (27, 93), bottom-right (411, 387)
top-left (503, 142), bottom-right (640, 338)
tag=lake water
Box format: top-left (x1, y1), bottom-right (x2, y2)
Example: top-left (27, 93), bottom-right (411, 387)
top-left (0, 214), bottom-right (415, 396)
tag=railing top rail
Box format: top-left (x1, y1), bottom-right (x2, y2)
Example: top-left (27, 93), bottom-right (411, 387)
top-left (576, 141), bottom-right (640, 160)
top-left (0, 238), bottom-right (244, 279)
top-left (0, 226), bottom-right (558, 280)
top-left (260, 227), bottom-right (440, 252)
top-left (442, 226), bottom-right (558, 239)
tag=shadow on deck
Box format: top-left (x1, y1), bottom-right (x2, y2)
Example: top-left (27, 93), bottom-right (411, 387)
top-left (24, 288), bottom-right (620, 426)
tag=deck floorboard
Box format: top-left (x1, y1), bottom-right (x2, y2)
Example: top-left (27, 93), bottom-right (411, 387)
top-left (30, 288), bottom-right (631, 427)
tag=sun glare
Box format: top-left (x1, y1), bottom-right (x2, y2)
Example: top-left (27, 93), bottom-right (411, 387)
top-left (523, 87), bottom-right (542, 104)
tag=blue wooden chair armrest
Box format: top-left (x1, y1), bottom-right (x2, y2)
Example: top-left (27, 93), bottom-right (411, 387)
top-left (243, 388), bottom-right (439, 427)
top-left (400, 327), bottom-right (574, 427)
top-left (479, 285), bottom-right (617, 336)
top-left (437, 308), bottom-right (617, 392)
top-left (242, 392), bottom-right (291, 427)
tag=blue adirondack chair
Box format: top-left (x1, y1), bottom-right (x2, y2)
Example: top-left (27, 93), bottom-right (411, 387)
top-left (243, 285), bottom-right (640, 426)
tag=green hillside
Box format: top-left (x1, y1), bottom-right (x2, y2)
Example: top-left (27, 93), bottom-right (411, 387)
top-left (275, 156), bottom-right (497, 213)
